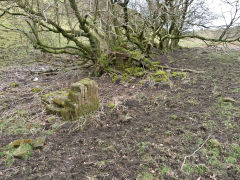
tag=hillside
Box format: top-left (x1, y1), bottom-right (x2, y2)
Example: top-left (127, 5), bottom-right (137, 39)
top-left (0, 22), bottom-right (240, 179)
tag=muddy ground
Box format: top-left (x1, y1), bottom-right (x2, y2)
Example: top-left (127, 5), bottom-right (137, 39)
top-left (0, 47), bottom-right (239, 179)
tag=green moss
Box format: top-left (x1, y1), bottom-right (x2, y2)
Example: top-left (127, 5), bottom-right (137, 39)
top-left (13, 143), bottom-right (33, 159)
top-left (111, 74), bottom-right (119, 83)
top-left (121, 73), bottom-right (130, 82)
top-left (31, 87), bottom-right (43, 93)
top-left (99, 54), bottom-right (110, 68)
top-left (61, 107), bottom-right (74, 120)
top-left (41, 90), bottom-right (70, 104)
top-left (109, 102), bottom-right (115, 109)
top-left (9, 82), bottom-right (19, 88)
top-left (131, 50), bottom-right (145, 61)
top-left (152, 62), bottom-right (161, 66)
top-left (172, 71), bottom-right (186, 78)
top-left (125, 67), bottom-right (146, 77)
top-left (47, 116), bottom-right (56, 122)
top-left (152, 70), bottom-right (169, 82)
top-left (41, 79), bottom-right (98, 121)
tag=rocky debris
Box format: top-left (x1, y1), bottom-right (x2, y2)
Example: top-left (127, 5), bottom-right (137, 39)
top-left (3, 137), bottom-right (46, 160)
top-left (41, 78), bottom-right (99, 120)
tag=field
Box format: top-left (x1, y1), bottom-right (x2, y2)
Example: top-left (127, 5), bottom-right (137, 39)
top-left (0, 27), bottom-right (240, 179)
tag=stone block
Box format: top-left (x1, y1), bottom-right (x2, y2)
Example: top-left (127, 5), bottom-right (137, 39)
top-left (41, 78), bottom-right (99, 120)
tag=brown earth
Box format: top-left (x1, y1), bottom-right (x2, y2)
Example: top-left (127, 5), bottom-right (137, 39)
top-left (0, 47), bottom-right (239, 179)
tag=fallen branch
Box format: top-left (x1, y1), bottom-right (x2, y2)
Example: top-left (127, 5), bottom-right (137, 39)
top-left (181, 135), bottom-right (211, 172)
top-left (158, 65), bottom-right (205, 74)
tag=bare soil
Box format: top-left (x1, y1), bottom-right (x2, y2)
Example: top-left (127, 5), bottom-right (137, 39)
top-left (0, 47), bottom-right (239, 179)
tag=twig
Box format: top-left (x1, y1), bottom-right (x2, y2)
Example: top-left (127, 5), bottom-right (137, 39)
top-left (181, 135), bottom-right (211, 172)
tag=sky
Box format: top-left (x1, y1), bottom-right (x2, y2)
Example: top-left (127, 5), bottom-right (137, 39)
top-left (129, 0), bottom-right (240, 27)
top-left (206, 0), bottom-right (240, 26)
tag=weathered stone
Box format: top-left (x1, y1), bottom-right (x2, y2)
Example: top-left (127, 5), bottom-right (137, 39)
top-left (13, 143), bottom-right (33, 159)
top-left (222, 97), bottom-right (235, 103)
top-left (41, 90), bottom-right (69, 104)
top-left (41, 78), bottom-right (99, 120)
top-left (32, 136), bottom-right (46, 149)
top-left (10, 139), bottom-right (32, 147)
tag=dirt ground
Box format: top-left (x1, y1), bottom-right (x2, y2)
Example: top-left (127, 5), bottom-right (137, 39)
top-left (0, 47), bottom-right (239, 179)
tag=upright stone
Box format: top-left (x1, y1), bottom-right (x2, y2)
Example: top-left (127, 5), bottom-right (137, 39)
top-left (41, 78), bottom-right (99, 120)
top-left (61, 78), bottom-right (99, 120)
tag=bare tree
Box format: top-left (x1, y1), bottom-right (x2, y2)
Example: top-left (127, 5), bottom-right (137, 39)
top-left (0, 0), bottom-right (239, 75)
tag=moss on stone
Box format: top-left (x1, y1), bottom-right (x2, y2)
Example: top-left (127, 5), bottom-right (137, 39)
top-left (172, 71), bottom-right (186, 78)
top-left (125, 67), bottom-right (146, 77)
top-left (31, 87), bottom-right (43, 93)
top-left (121, 73), bottom-right (130, 82)
top-left (109, 101), bottom-right (115, 109)
top-left (10, 139), bottom-right (32, 147)
top-left (13, 143), bottom-right (33, 159)
top-left (111, 74), bottom-right (119, 83)
top-left (41, 78), bottom-right (99, 121)
top-left (9, 82), bottom-right (19, 88)
top-left (152, 70), bottom-right (169, 82)
top-left (41, 90), bottom-right (70, 105)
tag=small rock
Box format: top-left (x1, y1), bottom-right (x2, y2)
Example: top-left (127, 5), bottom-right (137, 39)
top-left (32, 136), bottom-right (46, 149)
top-left (53, 96), bottom-right (68, 107)
top-left (222, 97), bottom-right (235, 103)
top-left (159, 82), bottom-right (171, 90)
top-left (13, 143), bottom-right (33, 159)
top-left (33, 77), bottom-right (39, 82)
top-left (121, 114), bottom-right (133, 123)
top-left (10, 139), bottom-right (32, 147)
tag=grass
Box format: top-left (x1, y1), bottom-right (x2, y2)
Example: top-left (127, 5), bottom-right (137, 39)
top-left (0, 110), bottom-right (41, 135)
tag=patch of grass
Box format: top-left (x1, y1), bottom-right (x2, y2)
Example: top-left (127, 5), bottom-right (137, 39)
top-left (232, 88), bottom-right (240, 93)
top-left (138, 142), bottom-right (149, 155)
top-left (160, 166), bottom-right (170, 176)
top-left (0, 144), bottom-right (15, 167)
top-left (137, 171), bottom-right (155, 180)
top-left (0, 110), bottom-right (41, 135)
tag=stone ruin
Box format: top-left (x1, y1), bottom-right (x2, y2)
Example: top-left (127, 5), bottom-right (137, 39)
top-left (41, 78), bottom-right (99, 120)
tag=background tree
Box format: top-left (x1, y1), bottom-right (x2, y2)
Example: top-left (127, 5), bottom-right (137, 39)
top-left (0, 0), bottom-right (239, 75)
